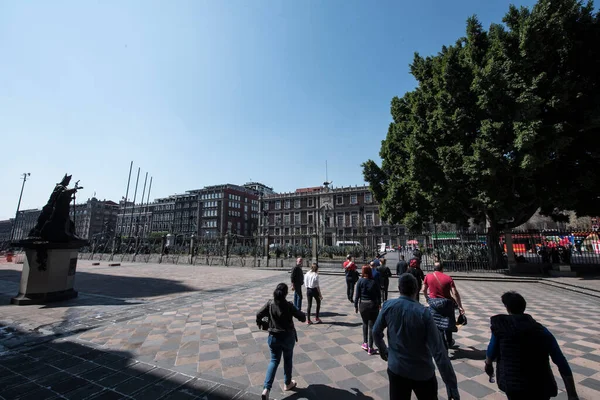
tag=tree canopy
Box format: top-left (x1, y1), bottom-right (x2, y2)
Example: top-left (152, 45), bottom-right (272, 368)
top-left (363, 0), bottom-right (600, 233)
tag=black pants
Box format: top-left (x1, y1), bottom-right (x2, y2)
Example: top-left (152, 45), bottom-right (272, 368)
top-left (441, 330), bottom-right (453, 349)
top-left (381, 279), bottom-right (389, 302)
top-left (359, 301), bottom-right (379, 349)
top-left (306, 288), bottom-right (321, 320)
top-left (388, 369), bottom-right (437, 400)
top-left (346, 278), bottom-right (355, 301)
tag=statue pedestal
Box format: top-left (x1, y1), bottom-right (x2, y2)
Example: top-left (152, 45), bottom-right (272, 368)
top-left (10, 240), bottom-right (86, 305)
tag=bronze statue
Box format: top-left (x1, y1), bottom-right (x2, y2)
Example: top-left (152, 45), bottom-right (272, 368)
top-left (27, 174), bottom-right (84, 243)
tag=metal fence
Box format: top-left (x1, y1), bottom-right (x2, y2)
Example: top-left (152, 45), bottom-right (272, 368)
top-left (4, 229), bottom-right (600, 272)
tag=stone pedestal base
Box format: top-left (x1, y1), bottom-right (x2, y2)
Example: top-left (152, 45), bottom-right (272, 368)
top-left (10, 241), bottom-right (84, 305)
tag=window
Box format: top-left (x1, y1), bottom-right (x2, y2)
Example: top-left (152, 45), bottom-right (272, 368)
top-left (366, 214), bottom-right (373, 227)
top-left (275, 201), bottom-right (281, 210)
top-left (284, 214), bottom-right (290, 225)
top-left (295, 227), bottom-right (300, 235)
top-left (337, 214), bottom-right (344, 227)
top-left (275, 228), bottom-right (280, 235)
top-left (365, 193), bottom-right (372, 203)
top-left (350, 194), bottom-right (358, 205)
top-left (294, 199), bottom-right (301, 209)
top-left (294, 213), bottom-right (301, 225)
top-left (285, 200), bottom-right (291, 209)
top-left (264, 202), bottom-right (269, 211)
top-left (351, 213), bottom-right (358, 227)
top-left (308, 213), bottom-right (314, 224)
top-left (309, 227), bottom-right (313, 234)
top-left (308, 198), bottom-right (314, 207)
top-left (337, 196), bottom-right (344, 205)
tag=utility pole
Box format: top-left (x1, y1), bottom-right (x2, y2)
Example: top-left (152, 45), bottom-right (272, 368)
top-left (10, 173), bottom-right (31, 241)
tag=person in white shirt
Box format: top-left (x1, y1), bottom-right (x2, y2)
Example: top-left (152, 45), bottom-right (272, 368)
top-left (304, 263), bottom-right (323, 324)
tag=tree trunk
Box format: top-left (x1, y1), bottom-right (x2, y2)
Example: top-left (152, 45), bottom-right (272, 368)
top-left (486, 216), bottom-right (506, 270)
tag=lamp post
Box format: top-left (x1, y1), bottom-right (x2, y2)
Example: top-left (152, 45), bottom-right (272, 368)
top-left (10, 173), bottom-right (31, 242)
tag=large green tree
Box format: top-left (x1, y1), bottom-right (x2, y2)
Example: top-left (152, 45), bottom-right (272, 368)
top-left (364, 0), bottom-right (600, 244)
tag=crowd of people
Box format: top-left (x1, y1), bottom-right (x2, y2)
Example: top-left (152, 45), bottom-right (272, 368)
top-left (256, 253), bottom-right (580, 400)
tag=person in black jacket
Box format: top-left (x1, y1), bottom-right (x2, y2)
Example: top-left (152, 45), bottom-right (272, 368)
top-left (485, 292), bottom-right (579, 400)
top-left (257, 283), bottom-right (306, 400)
top-left (354, 265), bottom-right (382, 355)
top-left (290, 258), bottom-right (304, 311)
top-left (378, 258), bottom-right (392, 302)
top-left (396, 255), bottom-right (408, 276)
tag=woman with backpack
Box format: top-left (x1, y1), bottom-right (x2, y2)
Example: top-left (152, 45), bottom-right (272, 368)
top-left (256, 283), bottom-right (306, 400)
top-left (354, 265), bottom-right (382, 355)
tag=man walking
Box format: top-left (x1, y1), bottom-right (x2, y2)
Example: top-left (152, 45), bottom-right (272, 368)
top-left (396, 254), bottom-right (408, 276)
top-left (407, 258), bottom-right (425, 302)
top-left (485, 291), bottom-right (579, 400)
top-left (374, 274), bottom-right (460, 400)
top-left (378, 257), bottom-right (392, 302)
top-left (290, 258), bottom-right (304, 311)
top-left (343, 255), bottom-right (358, 302)
top-left (423, 262), bottom-right (465, 349)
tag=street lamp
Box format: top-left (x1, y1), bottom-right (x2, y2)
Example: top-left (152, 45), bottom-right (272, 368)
top-left (10, 173), bottom-right (31, 242)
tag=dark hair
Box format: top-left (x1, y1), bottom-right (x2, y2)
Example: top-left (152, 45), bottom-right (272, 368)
top-left (433, 262), bottom-right (443, 271)
top-left (273, 283), bottom-right (288, 303)
top-left (398, 273), bottom-right (418, 297)
top-left (311, 263), bottom-right (319, 273)
top-left (361, 265), bottom-right (372, 279)
top-left (501, 291), bottom-right (526, 314)
top-left (400, 255), bottom-right (405, 260)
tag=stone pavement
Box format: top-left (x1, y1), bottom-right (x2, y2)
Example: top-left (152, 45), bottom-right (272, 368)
top-left (1, 261), bottom-right (600, 399)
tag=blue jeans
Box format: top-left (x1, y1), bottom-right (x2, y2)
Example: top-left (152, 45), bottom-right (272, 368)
top-left (293, 288), bottom-right (302, 311)
top-left (264, 332), bottom-right (295, 390)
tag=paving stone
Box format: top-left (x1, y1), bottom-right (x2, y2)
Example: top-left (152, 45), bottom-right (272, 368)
top-left (63, 383), bottom-right (105, 400)
top-left (14, 386), bottom-right (59, 400)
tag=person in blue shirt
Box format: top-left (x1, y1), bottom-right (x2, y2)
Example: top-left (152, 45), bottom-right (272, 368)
top-left (485, 291), bottom-right (579, 400)
top-left (373, 273), bottom-right (460, 400)
top-left (369, 261), bottom-right (381, 289)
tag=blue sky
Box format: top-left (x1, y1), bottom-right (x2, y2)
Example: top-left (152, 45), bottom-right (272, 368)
top-left (0, 0), bottom-right (537, 219)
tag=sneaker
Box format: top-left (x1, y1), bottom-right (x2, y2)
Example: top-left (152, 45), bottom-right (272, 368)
top-left (368, 348), bottom-right (376, 355)
top-left (306, 320), bottom-right (313, 325)
top-left (361, 343), bottom-right (368, 351)
top-left (315, 317), bottom-right (322, 324)
top-left (284, 380), bottom-right (297, 391)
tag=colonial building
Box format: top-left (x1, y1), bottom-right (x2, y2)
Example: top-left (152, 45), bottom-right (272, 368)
top-left (262, 184), bottom-right (404, 247)
top-left (116, 200), bottom-right (156, 238)
top-left (69, 198), bottom-right (119, 240)
top-left (11, 209), bottom-right (42, 241)
top-left (0, 219), bottom-right (13, 244)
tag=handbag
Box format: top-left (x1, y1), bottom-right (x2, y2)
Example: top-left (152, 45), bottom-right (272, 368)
top-left (258, 301), bottom-right (274, 331)
top-left (457, 313), bottom-right (468, 326)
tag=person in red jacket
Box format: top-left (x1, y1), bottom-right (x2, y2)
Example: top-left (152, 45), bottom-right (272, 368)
top-left (343, 255), bottom-right (358, 302)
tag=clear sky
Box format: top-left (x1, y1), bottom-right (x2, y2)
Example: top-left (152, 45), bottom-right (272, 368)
top-left (0, 0), bottom-right (537, 220)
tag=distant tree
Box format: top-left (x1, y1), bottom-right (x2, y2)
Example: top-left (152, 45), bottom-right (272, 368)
top-left (363, 0), bottom-right (600, 266)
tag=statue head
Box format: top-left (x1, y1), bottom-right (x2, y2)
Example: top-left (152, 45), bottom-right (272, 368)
top-left (59, 174), bottom-right (72, 186)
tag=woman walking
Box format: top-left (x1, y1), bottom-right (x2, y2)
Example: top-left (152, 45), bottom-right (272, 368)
top-left (256, 283), bottom-right (306, 400)
top-left (354, 265), bottom-right (381, 355)
top-left (304, 263), bottom-right (323, 324)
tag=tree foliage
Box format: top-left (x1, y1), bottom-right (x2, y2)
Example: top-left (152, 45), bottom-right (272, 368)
top-left (363, 0), bottom-right (600, 233)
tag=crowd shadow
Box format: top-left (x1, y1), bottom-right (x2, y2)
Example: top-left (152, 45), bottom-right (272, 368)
top-left (318, 311), bottom-right (347, 318)
top-left (0, 324), bottom-right (262, 399)
top-left (327, 321), bottom-right (362, 327)
top-left (284, 384), bottom-right (375, 400)
top-left (450, 346), bottom-right (487, 361)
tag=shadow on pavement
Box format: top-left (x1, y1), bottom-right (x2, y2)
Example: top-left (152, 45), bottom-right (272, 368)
top-left (284, 384), bottom-right (375, 400)
top-left (327, 321), bottom-right (362, 327)
top-left (0, 268), bottom-right (200, 302)
top-left (0, 324), bottom-right (262, 399)
top-left (450, 346), bottom-right (487, 361)
top-left (318, 312), bottom-right (347, 318)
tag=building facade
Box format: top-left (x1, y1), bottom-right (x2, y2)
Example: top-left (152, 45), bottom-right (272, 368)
top-left (69, 198), bottom-right (119, 240)
top-left (0, 219), bottom-right (13, 244)
top-left (262, 185), bottom-right (404, 247)
top-left (116, 200), bottom-right (156, 238)
top-left (11, 209), bottom-right (42, 241)
top-left (243, 182), bottom-right (276, 196)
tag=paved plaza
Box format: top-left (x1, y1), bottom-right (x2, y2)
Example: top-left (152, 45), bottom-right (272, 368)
top-left (1, 260), bottom-right (600, 399)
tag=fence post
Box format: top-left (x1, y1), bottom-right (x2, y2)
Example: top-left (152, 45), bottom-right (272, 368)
top-left (505, 232), bottom-right (517, 273)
